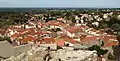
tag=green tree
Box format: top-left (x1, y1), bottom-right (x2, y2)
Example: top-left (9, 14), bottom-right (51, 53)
top-left (0, 36), bottom-right (12, 44)
top-left (111, 23), bottom-right (120, 32)
top-left (101, 41), bottom-right (104, 46)
top-left (108, 53), bottom-right (115, 60)
top-left (88, 45), bottom-right (108, 57)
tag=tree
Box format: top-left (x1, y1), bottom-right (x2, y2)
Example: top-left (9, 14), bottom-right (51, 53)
top-left (0, 36), bottom-right (12, 44)
top-left (111, 23), bottom-right (120, 32)
top-left (117, 33), bottom-right (120, 46)
top-left (56, 28), bottom-right (61, 31)
top-left (88, 45), bottom-right (108, 57)
top-left (99, 23), bottom-right (108, 29)
top-left (57, 46), bottom-right (63, 50)
top-left (101, 41), bottom-right (104, 47)
top-left (108, 53), bottom-right (115, 60)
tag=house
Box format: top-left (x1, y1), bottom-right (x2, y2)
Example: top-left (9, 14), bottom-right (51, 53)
top-left (57, 17), bottom-right (63, 21)
top-left (64, 26), bottom-right (81, 37)
top-left (29, 21), bottom-right (44, 28)
top-left (103, 41), bottom-right (118, 48)
top-left (55, 39), bottom-right (65, 46)
top-left (81, 35), bottom-right (101, 47)
top-left (62, 38), bottom-right (77, 46)
top-left (24, 24), bottom-right (36, 29)
top-left (103, 14), bottom-right (109, 19)
top-left (46, 20), bottom-right (65, 29)
top-left (40, 38), bottom-right (55, 44)
top-left (102, 35), bottom-right (119, 48)
top-left (10, 33), bottom-right (23, 41)
top-left (21, 35), bottom-right (36, 43)
top-left (92, 22), bottom-right (99, 27)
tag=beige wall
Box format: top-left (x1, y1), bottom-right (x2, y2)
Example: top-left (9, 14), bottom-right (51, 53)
top-left (14, 44), bottom-right (32, 56)
top-left (0, 41), bottom-right (32, 57)
top-left (0, 41), bottom-right (14, 57)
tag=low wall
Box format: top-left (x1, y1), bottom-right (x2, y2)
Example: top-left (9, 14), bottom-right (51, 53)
top-left (39, 44), bottom-right (57, 50)
top-left (14, 44), bottom-right (32, 56)
top-left (0, 41), bottom-right (14, 57)
top-left (0, 41), bottom-right (32, 58)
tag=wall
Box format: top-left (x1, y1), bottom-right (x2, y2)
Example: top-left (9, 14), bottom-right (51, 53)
top-left (0, 41), bottom-right (14, 57)
top-left (39, 44), bottom-right (57, 50)
top-left (14, 44), bottom-right (32, 56)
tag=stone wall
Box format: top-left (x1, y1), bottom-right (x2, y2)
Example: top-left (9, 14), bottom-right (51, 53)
top-left (14, 44), bottom-right (32, 56)
top-left (0, 41), bottom-right (14, 57)
top-left (0, 41), bottom-right (32, 58)
top-left (39, 44), bottom-right (57, 50)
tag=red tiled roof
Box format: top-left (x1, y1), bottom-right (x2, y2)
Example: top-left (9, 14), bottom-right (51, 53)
top-left (96, 31), bottom-right (104, 34)
top-left (67, 26), bottom-right (81, 34)
top-left (60, 33), bottom-right (70, 38)
top-left (16, 29), bottom-right (28, 33)
top-left (24, 29), bottom-right (35, 35)
top-left (80, 25), bottom-right (89, 28)
top-left (56, 39), bottom-right (65, 46)
top-left (21, 35), bottom-right (36, 42)
top-left (11, 33), bottom-right (23, 39)
top-left (47, 20), bottom-right (65, 26)
top-left (41, 38), bottom-right (55, 44)
top-left (39, 22), bottom-right (44, 26)
top-left (81, 35), bottom-right (98, 42)
top-left (35, 31), bottom-right (43, 36)
top-left (103, 41), bottom-right (118, 48)
top-left (80, 35), bottom-right (87, 42)
top-left (103, 35), bottom-right (117, 42)
top-left (63, 38), bottom-right (77, 44)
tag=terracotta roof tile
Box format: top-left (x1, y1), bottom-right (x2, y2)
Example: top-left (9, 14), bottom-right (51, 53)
top-left (21, 35), bottom-right (36, 42)
top-left (56, 39), bottom-right (65, 46)
top-left (63, 38), bottom-right (77, 44)
top-left (41, 38), bottom-right (55, 44)
top-left (81, 35), bottom-right (98, 42)
top-left (11, 33), bottom-right (23, 39)
top-left (67, 26), bottom-right (81, 34)
top-left (103, 41), bottom-right (118, 48)
top-left (80, 35), bottom-right (87, 42)
top-left (35, 31), bottom-right (43, 36)
top-left (47, 20), bottom-right (65, 26)
top-left (16, 29), bottom-right (28, 33)
top-left (103, 35), bottom-right (117, 42)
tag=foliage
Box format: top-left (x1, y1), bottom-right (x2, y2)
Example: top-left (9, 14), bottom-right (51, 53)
top-left (108, 53), bottom-right (115, 60)
top-left (57, 46), bottom-right (63, 50)
top-left (0, 12), bottom-right (29, 28)
top-left (111, 23), bottom-right (120, 32)
top-left (56, 28), bottom-right (61, 31)
top-left (0, 36), bottom-right (12, 43)
top-left (101, 41), bottom-right (104, 46)
top-left (99, 23), bottom-right (108, 29)
top-left (88, 45), bottom-right (108, 57)
top-left (117, 33), bottom-right (120, 46)
top-left (51, 28), bottom-right (61, 32)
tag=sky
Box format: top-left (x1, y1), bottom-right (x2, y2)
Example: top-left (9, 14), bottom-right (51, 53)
top-left (0, 0), bottom-right (119, 8)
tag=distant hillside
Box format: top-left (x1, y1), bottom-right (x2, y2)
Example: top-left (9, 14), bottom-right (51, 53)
top-left (0, 8), bottom-right (119, 12)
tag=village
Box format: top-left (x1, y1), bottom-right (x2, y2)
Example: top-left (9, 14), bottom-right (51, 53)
top-left (0, 10), bottom-right (120, 61)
